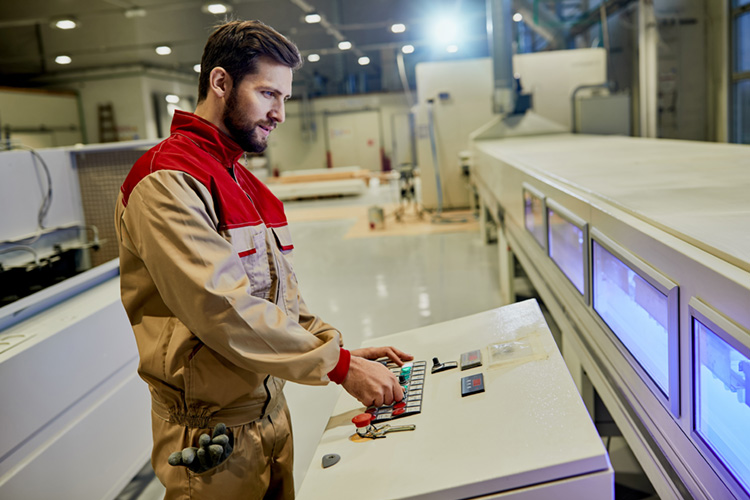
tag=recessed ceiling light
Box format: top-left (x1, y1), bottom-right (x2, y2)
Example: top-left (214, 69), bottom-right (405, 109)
top-left (155, 46), bottom-right (172, 55)
top-left (193, 64), bottom-right (201, 73)
top-left (358, 56), bottom-right (370, 66)
top-left (513, 12), bottom-right (523, 22)
top-left (307, 53), bottom-right (321, 62)
top-left (165, 94), bottom-right (180, 104)
top-left (401, 44), bottom-right (414, 54)
top-left (391, 23), bottom-right (406, 33)
top-left (305, 13), bottom-right (321, 24)
top-left (202, 3), bottom-right (232, 15)
top-left (446, 44), bottom-right (459, 53)
top-left (338, 41), bottom-right (352, 50)
top-left (55, 55), bottom-right (72, 65)
top-left (124, 8), bottom-right (146, 18)
top-left (52, 18), bottom-right (78, 30)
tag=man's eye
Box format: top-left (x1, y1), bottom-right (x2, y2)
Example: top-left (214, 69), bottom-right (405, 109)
top-left (263, 91), bottom-right (275, 98)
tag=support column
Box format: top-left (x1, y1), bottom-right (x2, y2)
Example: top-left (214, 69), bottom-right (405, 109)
top-left (497, 225), bottom-right (515, 305)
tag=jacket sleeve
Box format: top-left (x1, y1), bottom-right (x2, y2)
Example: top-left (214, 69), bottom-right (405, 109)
top-left (119, 170), bottom-right (342, 385)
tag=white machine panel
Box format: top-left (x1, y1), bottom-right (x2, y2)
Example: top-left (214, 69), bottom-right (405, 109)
top-left (298, 301), bottom-right (612, 500)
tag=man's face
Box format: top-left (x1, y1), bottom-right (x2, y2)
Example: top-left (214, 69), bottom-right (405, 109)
top-left (222, 57), bottom-right (293, 153)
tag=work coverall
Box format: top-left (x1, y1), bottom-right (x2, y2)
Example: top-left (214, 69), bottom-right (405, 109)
top-left (115, 110), bottom-right (350, 499)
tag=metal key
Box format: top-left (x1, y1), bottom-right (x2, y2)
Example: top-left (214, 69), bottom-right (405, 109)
top-left (371, 423), bottom-right (416, 438)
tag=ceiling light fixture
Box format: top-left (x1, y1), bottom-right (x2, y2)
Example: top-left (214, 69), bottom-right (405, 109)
top-left (193, 64), bottom-right (202, 73)
top-left (446, 44), bottom-right (459, 53)
top-left (307, 53), bottom-right (321, 62)
top-left (124, 8), bottom-right (147, 18)
top-left (305, 13), bottom-right (321, 24)
top-left (391, 23), bottom-right (406, 33)
top-left (165, 94), bottom-right (181, 104)
top-left (401, 44), bottom-right (414, 54)
top-left (513, 12), bottom-right (523, 22)
top-left (155, 45), bottom-right (172, 55)
top-left (338, 41), bottom-right (352, 50)
top-left (51, 17), bottom-right (79, 30)
top-left (202, 3), bottom-right (232, 15)
top-left (358, 56), bottom-right (370, 66)
top-left (55, 55), bottom-right (72, 65)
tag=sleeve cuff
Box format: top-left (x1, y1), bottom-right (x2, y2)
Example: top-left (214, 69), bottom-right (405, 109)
top-left (327, 348), bottom-right (351, 384)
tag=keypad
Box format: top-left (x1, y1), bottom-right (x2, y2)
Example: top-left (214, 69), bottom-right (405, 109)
top-left (369, 360), bottom-right (426, 423)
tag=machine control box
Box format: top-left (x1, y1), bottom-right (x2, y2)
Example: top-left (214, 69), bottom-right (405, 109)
top-left (461, 373), bottom-right (485, 397)
top-left (460, 349), bottom-right (482, 370)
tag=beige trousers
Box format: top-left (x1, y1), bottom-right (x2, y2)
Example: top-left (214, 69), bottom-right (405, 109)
top-left (151, 400), bottom-right (295, 499)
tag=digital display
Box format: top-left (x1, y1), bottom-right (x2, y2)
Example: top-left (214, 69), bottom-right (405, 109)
top-left (523, 190), bottom-right (545, 249)
top-left (548, 208), bottom-right (584, 294)
top-left (592, 240), bottom-right (670, 395)
top-left (694, 318), bottom-right (750, 494)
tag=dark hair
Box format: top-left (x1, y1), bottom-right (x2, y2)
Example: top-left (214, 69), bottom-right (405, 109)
top-left (197, 20), bottom-right (302, 103)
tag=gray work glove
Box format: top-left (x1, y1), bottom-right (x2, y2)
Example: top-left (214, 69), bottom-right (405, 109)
top-left (167, 423), bottom-right (234, 474)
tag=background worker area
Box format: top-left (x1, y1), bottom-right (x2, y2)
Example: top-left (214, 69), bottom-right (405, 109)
top-left (115, 20), bottom-right (411, 499)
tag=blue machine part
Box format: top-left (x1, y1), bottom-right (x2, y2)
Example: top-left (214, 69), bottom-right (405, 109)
top-left (592, 241), bottom-right (669, 396)
top-left (694, 318), bottom-right (750, 495)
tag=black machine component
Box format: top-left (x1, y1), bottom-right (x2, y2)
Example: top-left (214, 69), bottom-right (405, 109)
top-left (431, 357), bottom-right (458, 374)
top-left (0, 246), bottom-right (84, 307)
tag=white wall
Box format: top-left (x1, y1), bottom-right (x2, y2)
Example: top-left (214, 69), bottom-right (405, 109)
top-left (0, 88), bottom-right (83, 148)
top-left (266, 93), bottom-right (412, 174)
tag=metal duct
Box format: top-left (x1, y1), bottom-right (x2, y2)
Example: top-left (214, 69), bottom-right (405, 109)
top-left (486, 0), bottom-right (515, 115)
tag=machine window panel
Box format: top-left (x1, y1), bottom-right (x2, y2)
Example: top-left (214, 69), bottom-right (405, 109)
top-left (592, 240), bottom-right (670, 396)
top-left (523, 187), bottom-right (546, 250)
top-left (735, 12), bottom-right (750, 74)
top-left (547, 206), bottom-right (585, 295)
top-left (694, 317), bottom-right (750, 495)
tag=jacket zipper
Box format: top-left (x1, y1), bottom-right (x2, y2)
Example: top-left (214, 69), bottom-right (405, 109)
top-left (260, 374), bottom-right (272, 418)
top-left (231, 165), bottom-right (279, 416)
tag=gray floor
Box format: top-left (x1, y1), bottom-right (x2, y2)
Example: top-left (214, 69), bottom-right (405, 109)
top-left (116, 184), bottom-right (503, 499)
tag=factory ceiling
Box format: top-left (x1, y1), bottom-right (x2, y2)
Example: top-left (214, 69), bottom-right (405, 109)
top-left (0, 0), bottom-right (494, 96)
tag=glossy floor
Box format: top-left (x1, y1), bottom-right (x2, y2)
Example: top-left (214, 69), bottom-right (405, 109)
top-left (116, 184), bottom-right (503, 499)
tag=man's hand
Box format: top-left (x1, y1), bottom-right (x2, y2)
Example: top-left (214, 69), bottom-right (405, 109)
top-left (350, 346), bottom-right (414, 367)
top-left (167, 423), bottom-right (234, 474)
top-left (342, 356), bottom-right (404, 407)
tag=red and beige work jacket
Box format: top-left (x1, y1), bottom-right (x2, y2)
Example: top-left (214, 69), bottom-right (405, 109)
top-left (115, 110), bottom-right (349, 428)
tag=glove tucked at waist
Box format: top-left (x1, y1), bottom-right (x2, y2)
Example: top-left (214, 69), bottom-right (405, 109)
top-left (167, 423), bottom-right (234, 474)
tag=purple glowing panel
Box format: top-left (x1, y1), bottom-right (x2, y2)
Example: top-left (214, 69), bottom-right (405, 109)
top-left (548, 208), bottom-right (584, 294)
top-left (524, 190), bottom-right (545, 249)
top-left (694, 318), bottom-right (750, 495)
top-left (592, 241), bottom-right (669, 395)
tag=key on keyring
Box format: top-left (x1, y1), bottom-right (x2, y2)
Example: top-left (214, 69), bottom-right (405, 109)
top-left (372, 423), bottom-right (416, 438)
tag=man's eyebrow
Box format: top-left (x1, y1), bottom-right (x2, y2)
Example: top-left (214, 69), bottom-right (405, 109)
top-left (260, 85), bottom-right (291, 100)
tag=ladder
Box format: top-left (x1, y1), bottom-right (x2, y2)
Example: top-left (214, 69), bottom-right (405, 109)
top-left (97, 103), bottom-right (119, 143)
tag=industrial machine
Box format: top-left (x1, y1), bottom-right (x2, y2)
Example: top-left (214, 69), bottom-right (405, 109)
top-left (0, 141), bottom-right (156, 500)
top-left (470, 132), bottom-right (750, 500)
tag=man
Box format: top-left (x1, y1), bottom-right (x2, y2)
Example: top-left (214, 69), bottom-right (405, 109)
top-left (115, 20), bottom-right (411, 499)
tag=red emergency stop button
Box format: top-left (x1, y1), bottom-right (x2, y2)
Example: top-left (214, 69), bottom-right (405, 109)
top-left (352, 413), bottom-right (374, 428)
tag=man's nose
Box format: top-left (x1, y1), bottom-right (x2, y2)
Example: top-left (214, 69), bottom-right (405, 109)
top-left (269, 102), bottom-right (285, 124)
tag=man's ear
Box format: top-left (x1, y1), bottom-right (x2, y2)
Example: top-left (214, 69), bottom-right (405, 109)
top-left (208, 67), bottom-right (232, 98)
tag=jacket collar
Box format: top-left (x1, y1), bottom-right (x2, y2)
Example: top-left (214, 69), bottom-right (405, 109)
top-left (170, 110), bottom-right (244, 167)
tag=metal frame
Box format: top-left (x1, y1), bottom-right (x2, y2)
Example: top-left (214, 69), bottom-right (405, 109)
top-left (589, 228), bottom-right (681, 417)
top-left (545, 198), bottom-right (590, 304)
top-left (522, 182), bottom-right (547, 252)
top-left (689, 297), bottom-right (750, 499)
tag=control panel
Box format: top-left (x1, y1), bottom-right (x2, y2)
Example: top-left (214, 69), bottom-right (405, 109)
top-left (368, 360), bottom-right (426, 423)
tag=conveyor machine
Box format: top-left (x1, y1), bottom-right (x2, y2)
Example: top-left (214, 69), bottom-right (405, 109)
top-left (470, 123), bottom-right (750, 500)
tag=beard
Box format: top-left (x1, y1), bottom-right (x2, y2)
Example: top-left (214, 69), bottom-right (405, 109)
top-left (222, 86), bottom-right (269, 153)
